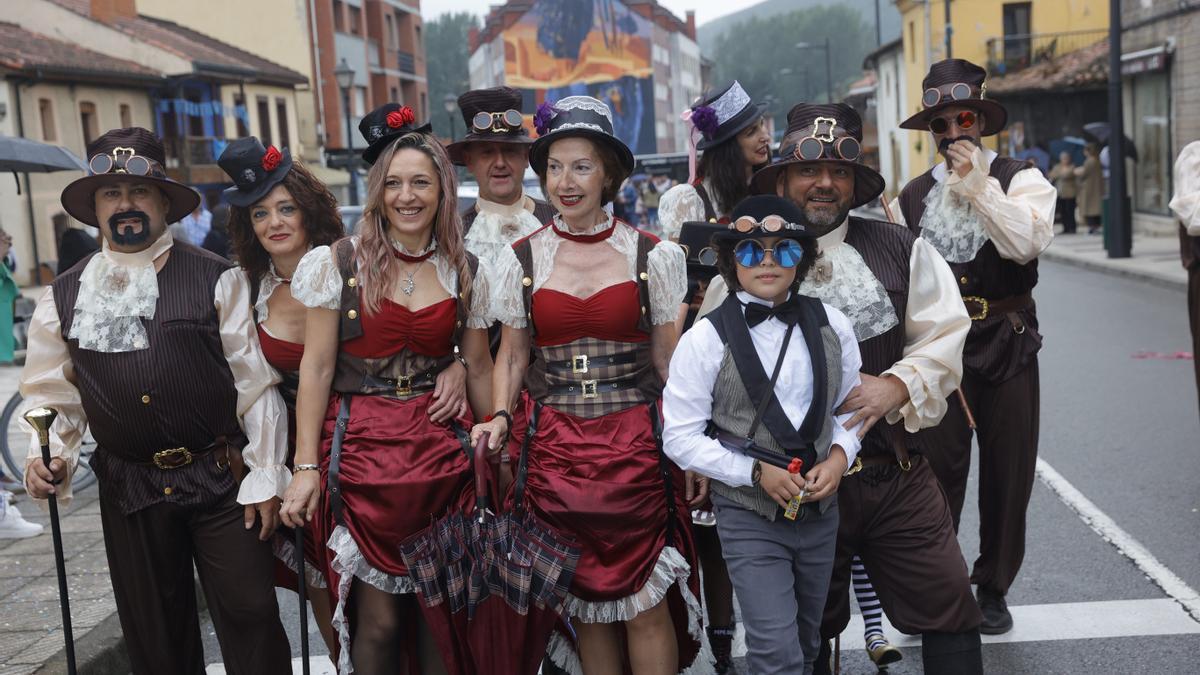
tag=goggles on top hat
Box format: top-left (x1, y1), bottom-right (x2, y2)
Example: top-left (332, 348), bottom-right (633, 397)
top-left (921, 81), bottom-right (986, 110)
top-left (472, 109), bottom-right (524, 134)
top-left (793, 117), bottom-right (862, 162)
top-left (88, 147), bottom-right (154, 177)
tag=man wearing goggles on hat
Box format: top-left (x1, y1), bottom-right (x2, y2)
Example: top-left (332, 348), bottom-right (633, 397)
top-left (447, 86), bottom-right (556, 262)
top-left (891, 58), bottom-right (1057, 635)
top-left (697, 102), bottom-right (983, 673)
top-left (19, 128), bottom-right (292, 674)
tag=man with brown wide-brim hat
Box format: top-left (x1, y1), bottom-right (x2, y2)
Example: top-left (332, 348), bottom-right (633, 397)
top-left (20, 127), bottom-right (292, 674)
top-left (891, 58), bottom-right (1057, 636)
top-left (447, 86), bottom-right (554, 261)
top-left (714, 102), bottom-right (980, 674)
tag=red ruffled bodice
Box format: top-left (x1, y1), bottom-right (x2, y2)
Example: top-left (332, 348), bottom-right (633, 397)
top-left (257, 325), bottom-right (305, 374)
top-left (531, 281), bottom-right (649, 347)
top-left (343, 296), bottom-right (457, 358)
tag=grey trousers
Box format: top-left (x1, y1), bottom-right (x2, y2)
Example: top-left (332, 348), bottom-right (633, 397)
top-left (713, 493), bottom-right (839, 675)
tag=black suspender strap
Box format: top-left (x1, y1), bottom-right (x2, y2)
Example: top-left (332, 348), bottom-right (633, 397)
top-left (746, 323), bottom-right (796, 441)
top-left (512, 402), bottom-right (541, 515)
top-left (327, 394), bottom-right (353, 526)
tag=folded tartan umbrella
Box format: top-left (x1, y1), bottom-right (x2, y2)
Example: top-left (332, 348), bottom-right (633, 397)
top-left (401, 428), bottom-right (580, 675)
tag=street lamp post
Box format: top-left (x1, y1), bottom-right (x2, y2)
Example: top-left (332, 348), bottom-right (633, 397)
top-left (796, 40), bottom-right (834, 103)
top-left (1106, 0), bottom-right (1130, 258)
top-left (443, 94), bottom-right (458, 142)
top-left (334, 58), bottom-right (358, 206)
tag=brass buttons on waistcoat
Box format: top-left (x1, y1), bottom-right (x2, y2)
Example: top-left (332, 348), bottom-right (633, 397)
top-left (455, 320), bottom-right (462, 328)
top-left (521, 276), bottom-right (533, 287)
top-left (959, 276), bottom-right (968, 286)
top-left (641, 306), bottom-right (647, 315)
top-left (347, 277), bottom-right (358, 288)
top-left (163, 486), bottom-right (173, 495)
top-left (639, 272), bottom-right (648, 281)
top-left (709, 217), bottom-right (717, 223)
top-left (141, 394), bottom-right (151, 405)
top-left (347, 309), bottom-right (358, 320)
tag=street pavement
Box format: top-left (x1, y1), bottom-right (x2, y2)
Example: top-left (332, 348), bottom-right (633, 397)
top-left (0, 244), bottom-right (1195, 674)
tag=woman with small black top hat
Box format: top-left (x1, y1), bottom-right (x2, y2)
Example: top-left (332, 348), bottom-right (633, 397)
top-left (662, 195), bottom-right (863, 675)
top-left (279, 104), bottom-right (494, 674)
top-left (657, 80), bottom-right (770, 672)
top-left (471, 96), bottom-right (707, 674)
top-left (217, 136), bottom-right (346, 653)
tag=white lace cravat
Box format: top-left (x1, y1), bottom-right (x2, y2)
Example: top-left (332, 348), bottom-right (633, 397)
top-left (799, 225), bottom-right (899, 342)
top-left (69, 231), bottom-right (173, 353)
top-left (465, 193), bottom-right (544, 262)
top-left (919, 180), bottom-right (990, 263)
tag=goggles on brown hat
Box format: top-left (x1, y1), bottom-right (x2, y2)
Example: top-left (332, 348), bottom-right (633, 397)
top-left (791, 117), bottom-right (862, 162)
top-left (921, 82), bottom-right (987, 109)
top-left (472, 109), bottom-right (524, 133)
top-left (88, 147), bottom-right (158, 177)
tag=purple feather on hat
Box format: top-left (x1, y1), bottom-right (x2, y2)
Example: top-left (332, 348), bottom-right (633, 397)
top-left (691, 105), bottom-right (719, 137)
top-left (534, 102), bottom-right (557, 137)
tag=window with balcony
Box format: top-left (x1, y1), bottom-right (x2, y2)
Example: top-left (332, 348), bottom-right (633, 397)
top-left (415, 24), bottom-right (422, 52)
top-left (386, 14), bottom-right (395, 48)
top-left (39, 98), bottom-right (56, 141)
top-left (276, 98), bottom-right (290, 150)
top-left (79, 101), bottom-right (99, 145)
top-left (232, 93), bottom-right (249, 137)
top-left (1002, 3), bottom-right (1032, 70)
top-left (349, 6), bottom-right (361, 35)
top-left (119, 103), bottom-right (132, 128)
top-left (257, 97), bottom-right (272, 147)
top-left (333, 0), bottom-right (345, 33)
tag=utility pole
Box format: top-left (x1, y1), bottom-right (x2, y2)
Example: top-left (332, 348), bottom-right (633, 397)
top-left (944, 0), bottom-right (952, 59)
top-left (1107, 0), bottom-right (1131, 258)
top-left (875, 0), bottom-right (882, 46)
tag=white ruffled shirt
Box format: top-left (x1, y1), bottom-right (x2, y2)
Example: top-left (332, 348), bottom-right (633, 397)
top-left (888, 147), bottom-right (1056, 265)
top-left (658, 180), bottom-right (727, 241)
top-left (491, 214), bottom-right (687, 329)
top-left (464, 193), bottom-right (546, 266)
top-left (1169, 140), bottom-right (1200, 236)
top-left (18, 235), bottom-right (291, 506)
top-left (695, 218), bottom-right (970, 432)
top-left (290, 237), bottom-right (492, 328)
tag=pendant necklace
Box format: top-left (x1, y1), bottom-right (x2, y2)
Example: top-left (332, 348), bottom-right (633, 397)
top-left (401, 260), bottom-right (426, 295)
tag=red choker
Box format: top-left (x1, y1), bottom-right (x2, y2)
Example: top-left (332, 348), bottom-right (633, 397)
top-left (394, 248), bottom-right (435, 263)
top-left (552, 220), bottom-right (617, 243)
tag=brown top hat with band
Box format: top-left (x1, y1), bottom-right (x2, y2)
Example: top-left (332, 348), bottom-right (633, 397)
top-left (61, 127), bottom-right (200, 227)
top-left (749, 103), bottom-right (885, 209)
top-left (446, 86), bottom-right (534, 166)
top-left (899, 58), bottom-right (1007, 136)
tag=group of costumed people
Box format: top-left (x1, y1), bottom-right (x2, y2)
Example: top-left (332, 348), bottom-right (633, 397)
top-left (17, 56), bottom-right (1055, 675)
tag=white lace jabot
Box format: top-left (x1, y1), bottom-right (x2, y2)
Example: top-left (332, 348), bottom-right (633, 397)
top-left (465, 192), bottom-right (544, 264)
top-left (69, 231), bottom-right (174, 353)
top-left (799, 220), bottom-right (899, 341)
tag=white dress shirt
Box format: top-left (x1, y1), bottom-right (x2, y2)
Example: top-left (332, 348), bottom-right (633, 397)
top-left (662, 291), bottom-right (863, 487)
top-left (889, 146), bottom-right (1057, 264)
top-left (19, 238), bottom-right (291, 506)
top-left (1169, 140), bottom-right (1200, 236)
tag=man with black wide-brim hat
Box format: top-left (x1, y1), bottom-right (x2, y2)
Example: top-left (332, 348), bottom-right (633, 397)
top-left (447, 86), bottom-right (555, 260)
top-left (892, 58), bottom-right (1057, 635)
top-left (738, 102), bottom-right (981, 674)
top-left (19, 127), bottom-right (292, 674)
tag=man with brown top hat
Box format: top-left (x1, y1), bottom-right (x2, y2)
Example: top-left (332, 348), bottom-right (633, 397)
top-left (20, 127), bottom-right (292, 675)
top-left (699, 102), bottom-right (983, 673)
top-left (891, 58), bottom-right (1056, 634)
top-left (447, 86), bottom-right (555, 261)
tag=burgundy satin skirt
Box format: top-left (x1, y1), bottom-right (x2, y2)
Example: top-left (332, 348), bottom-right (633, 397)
top-left (314, 392), bottom-right (474, 578)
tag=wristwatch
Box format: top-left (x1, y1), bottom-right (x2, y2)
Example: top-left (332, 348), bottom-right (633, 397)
top-left (751, 459), bottom-right (762, 486)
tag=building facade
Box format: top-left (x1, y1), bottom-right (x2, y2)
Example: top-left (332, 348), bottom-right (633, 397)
top-left (893, 0), bottom-right (1109, 180)
top-left (468, 0), bottom-right (702, 156)
top-left (866, 38), bottom-right (910, 202)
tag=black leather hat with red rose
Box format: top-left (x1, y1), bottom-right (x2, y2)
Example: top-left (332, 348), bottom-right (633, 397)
top-left (359, 103), bottom-right (433, 165)
top-left (217, 137), bottom-right (293, 208)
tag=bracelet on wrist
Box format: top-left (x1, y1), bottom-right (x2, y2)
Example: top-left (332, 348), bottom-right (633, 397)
top-left (292, 464), bottom-right (319, 474)
top-left (489, 410), bottom-right (513, 429)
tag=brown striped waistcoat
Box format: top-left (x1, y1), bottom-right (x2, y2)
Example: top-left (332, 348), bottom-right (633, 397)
top-left (898, 157), bottom-right (1043, 383)
top-left (53, 242), bottom-right (244, 514)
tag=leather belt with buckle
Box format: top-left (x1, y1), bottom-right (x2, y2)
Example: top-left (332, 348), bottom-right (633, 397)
top-left (153, 447), bottom-right (193, 470)
top-left (962, 292), bottom-right (1033, 321)
top-left (548, 351), bottom-right (640, 374)
top-left (547, 379), bottom-right (638, 399)
top-left (362, 372), bottom-right (437, 397)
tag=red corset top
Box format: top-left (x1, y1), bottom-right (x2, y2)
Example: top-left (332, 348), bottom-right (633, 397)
top-left (531, 281), bottom-right (649, 347)
top-left (257, 325), bottom-right (304, 373)
top-left (343, 296), bottom-right (457, 358)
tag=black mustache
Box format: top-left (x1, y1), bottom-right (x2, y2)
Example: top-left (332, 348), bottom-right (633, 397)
top-left (939, 135), bottom-right (981, 154)
top-left (108, 210), bottom-right (151, 245)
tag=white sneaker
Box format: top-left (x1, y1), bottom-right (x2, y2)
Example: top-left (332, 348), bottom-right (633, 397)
top-left (0, 501), bottom-right (43, 539)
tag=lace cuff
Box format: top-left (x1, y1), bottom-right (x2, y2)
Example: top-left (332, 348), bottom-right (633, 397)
top-left (237, 464), bottom-right (292, 504)
top-left (490, 244), bottom-right (528, 329)
top-left (646, 240), bottom-right (687, 326)
top-left (658, 184), bottom-right (706, 241)
top-left (291, 245), bottom-right (342, 310)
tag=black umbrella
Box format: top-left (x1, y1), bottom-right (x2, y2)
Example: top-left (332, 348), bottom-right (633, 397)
top-left (1082, 122), bottom-right (1138, 161)
top-left (0, 135), bottom-right (88, 193)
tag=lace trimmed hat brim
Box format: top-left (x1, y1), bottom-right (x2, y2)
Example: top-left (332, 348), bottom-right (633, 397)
top-left (697, 101), bottom-right (767, 151)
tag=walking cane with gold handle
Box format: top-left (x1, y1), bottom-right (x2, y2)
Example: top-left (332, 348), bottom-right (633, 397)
top-left (24, 407), bottom-right (76, 675)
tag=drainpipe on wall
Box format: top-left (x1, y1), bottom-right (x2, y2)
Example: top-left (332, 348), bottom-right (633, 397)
top-left (13, 78), bottom-right (43, 284)
top-left (308, 0), bottom-right (328, 164)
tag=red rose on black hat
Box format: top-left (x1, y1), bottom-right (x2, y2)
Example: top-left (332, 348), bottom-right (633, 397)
top-left (262, 146), bottom-right (282, 171)
top-left (387, 106), bottom-right (416, 129)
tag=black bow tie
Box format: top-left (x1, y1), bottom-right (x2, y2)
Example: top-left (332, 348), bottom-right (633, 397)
top-left (744, 298), bottom-right (802, 327)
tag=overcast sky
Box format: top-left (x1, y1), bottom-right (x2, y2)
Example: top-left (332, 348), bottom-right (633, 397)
top-left (419, 0), bottom-right (766, 27)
